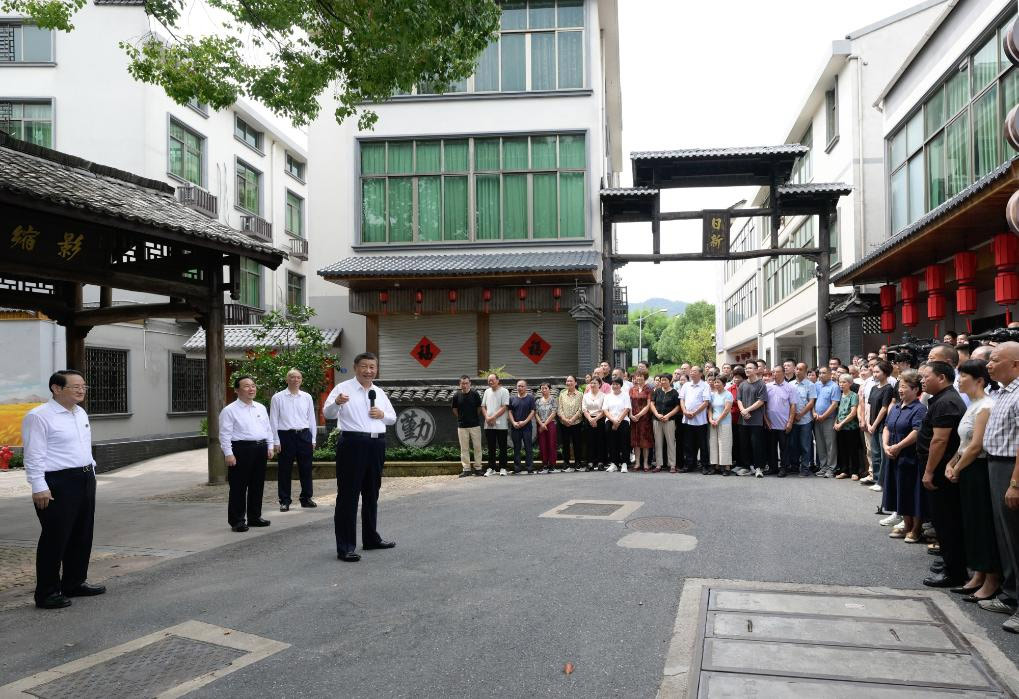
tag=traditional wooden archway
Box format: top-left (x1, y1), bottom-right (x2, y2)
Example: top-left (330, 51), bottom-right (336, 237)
top-left (0, 133), bottom-right (285, 483)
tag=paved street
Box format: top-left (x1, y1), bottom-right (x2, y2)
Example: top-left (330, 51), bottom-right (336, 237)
top-left (2, 453), bottom-right (1019, 696)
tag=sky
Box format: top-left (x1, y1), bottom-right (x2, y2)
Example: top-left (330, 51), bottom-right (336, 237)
top-left (615, 0), bottom-right (930, 305)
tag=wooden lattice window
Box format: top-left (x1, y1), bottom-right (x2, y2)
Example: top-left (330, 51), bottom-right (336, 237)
top-left (170, 353), bottom-right (206, 413)
top-left (84, 347), bottom-right (128, 415)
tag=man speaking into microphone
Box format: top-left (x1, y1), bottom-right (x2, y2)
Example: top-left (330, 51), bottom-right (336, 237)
top-left (323, 352), bottom-right (397, 562)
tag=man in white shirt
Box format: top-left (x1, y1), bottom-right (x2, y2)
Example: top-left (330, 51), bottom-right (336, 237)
top-left (270, 368), bottom-right (318, 511)
top-left (219, 375), bottom-right (275, 532)
top-left (22, 370), bottom-right (106, 609)
top-left (681, 365), bottom-right (712, 474)
top-left (323, 352), bottom-right (397, 562)
top-left (481, 373), bottom-right (510, 476)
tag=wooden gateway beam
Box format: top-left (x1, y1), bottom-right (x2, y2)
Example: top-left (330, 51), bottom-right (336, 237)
top-left (613, 248), bottom-right (823, 264)
top-left (72, 302), bottom-right (204, 327)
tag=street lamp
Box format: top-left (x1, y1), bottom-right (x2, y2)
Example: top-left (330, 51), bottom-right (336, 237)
top-left (637, 308), bottom-right (669, 365)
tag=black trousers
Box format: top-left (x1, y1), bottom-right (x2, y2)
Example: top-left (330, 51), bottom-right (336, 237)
top-left (228, 441), bottom-right (267, 526)
top-left (35, 468), bottom-right (95, 603)
top-left (740, 425), bottom-right (767, 471)
top-left (334, 434), bottom-right (386, 554)
top-left (684, 424), bottom-right (709, 469)
top-left (605, 420), bottom-right (631, 465)
top-left (930, 468), bottom-right (967, 580)
top-left (731, 423), bottom-right (744, 469)
top-left (582, 417), bottom-right (605, 466)
top-left (484, 429), bottom-right (508, 471)
top-left (766, 428), bottom-right (790, 472)
top-left (277, 429), bottom-right (314, 504)
top-left (559, 422), bottom-right (581, 468)
top-left (836, 428), bottom-right (864, 476)
top-left (510, 426), bottom-right (534, 473)
top-left (675, 423), bottom-right (687, 469)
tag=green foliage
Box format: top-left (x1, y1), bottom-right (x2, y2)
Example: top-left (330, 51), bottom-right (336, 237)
top-left (309, 443), bottom-right (479, 462)
top-left (654, 301), bottom-right (717, 365)
top-left (233, 306), bottom-right (336, 409)
top-left (4, 0), bottom-right (500, 129)
top-left (614, 309), bottom-right (671, 364)
top-left (199, 417), bottom-right (208, 436)
top-left (7, 452), bottom-right (24, 469)
top-left (478, 365), bottom-right (514, 380)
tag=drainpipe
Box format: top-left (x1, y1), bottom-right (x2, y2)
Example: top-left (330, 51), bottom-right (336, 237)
top-left (851, 54), bottom-right (866, 264)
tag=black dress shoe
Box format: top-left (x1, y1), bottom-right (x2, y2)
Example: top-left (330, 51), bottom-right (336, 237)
top-left (338, 551), bottom-right (361, 562)
top-left (777, 468), bottom-right (787, 478)
top-left (930, 560), bottom-right (945, 573)
top-left (923, 573), bottom-right (966, 588)
top-left (232, 523), bottom-right (249, 532)
top-left (300, 499), bottom-right (317, 508)
top-left (950, 584), bottom-right (981, 594)
top-left (363, 540), bottom-right (396, 550)
top-left (280, 504), bottom-right (290, 512)
top-left (249, 518), bottom-right (271, 527)
top-left (64, 583), bottom-right (105, 597)
top-left (36, 593), bottom-right (72, 609)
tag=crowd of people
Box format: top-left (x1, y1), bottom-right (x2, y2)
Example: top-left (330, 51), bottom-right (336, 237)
top-left (451, 335), bottom-right (1019, 633)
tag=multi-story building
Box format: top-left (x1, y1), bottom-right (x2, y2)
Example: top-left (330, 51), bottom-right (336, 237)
top-left (834, 0), bottom-right (1019, 336)
top-left (0, 2), bottom-right (312, 456)
top-left (716, 0), bottom-right (946, 366)
top-left (310, 0), bottom-right (622, 380)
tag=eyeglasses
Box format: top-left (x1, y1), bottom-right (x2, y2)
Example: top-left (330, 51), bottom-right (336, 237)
top-left (65, 385), bottom-right (89, 391)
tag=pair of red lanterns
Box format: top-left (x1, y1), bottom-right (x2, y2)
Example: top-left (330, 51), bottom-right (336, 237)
top-left (378, 287), bottom-right (564, 315)
top-left (879, 233), bottom-right (1019, 335)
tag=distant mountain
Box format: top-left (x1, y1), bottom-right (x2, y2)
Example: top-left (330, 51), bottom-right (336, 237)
top-left (630, 298), bottom-right (689, 317)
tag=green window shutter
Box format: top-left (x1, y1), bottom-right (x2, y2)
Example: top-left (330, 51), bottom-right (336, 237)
top-left (559, 172), bottom-right (584, 237)
top-left (532, 173), bottom-right (557, 238)
top-left (361, 179), bottom-right (386, 242)
top-left (418, 177), bottom-right (442, 241)
top-left (443, 176), bottom-right (469, 240)
top-left (388, 178), bottom-right (413, 242)
top-left (476, 175), bottom-right (501, 240)
top-left (503, 174), bottom-right (527, 239)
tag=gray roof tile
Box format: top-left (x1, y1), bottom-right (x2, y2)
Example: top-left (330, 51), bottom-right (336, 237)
top-left (778, 183), bottom-right (853, 196)
top-left (631, 145), bottom-right (808, 160)
top-left (600, 187), bottom-right (659, 197)
top-left (183, 325), bottom-right (341, 351)
top-left (0, 133), bottom-right (284, 263)
top-left (318, 250), bottom-right (600, 277)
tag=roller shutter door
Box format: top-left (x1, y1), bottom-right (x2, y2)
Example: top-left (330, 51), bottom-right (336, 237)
top-left (489, 312), bottom-right (577, 378)
top-left (379, 314), bottom-right (477, 379)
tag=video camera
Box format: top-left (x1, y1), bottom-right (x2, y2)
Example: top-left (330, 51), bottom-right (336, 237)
top-left (968, 327), bottom-right (1019, 344)
top-left (885, 332), bottom-right (938, 366)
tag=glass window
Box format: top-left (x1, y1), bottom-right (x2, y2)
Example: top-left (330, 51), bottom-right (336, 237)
top-left (502, 1), bottom-right (526, 29)
top-left (170, 353), bottom-right (206, 414)
top-left (532, 172), bottom-right (557, 237)
top-left (387, 141), bottom-right (413, 173)
top-left (501, 33), bottom-right (526, 91)
top-left (476, 174), bottom-right (500, 239)
top-left (890, 167), bottom-right (907, 233)
top-left (4, 24), bottom-right (53, 62)
top-left (559, 134), bottom-right (585, 168)
top-left (0, 100), bottom-right (53, 147)
top-left (558, 31), bottom-right (583, 89)
top-left (285, 191), bottom-right (304, 237)
top-left (84, 348), bottom-right (128, 415)
top-left (235, 161), bottom-right (260, 214)
top-left (418, 177), bottom-right (441, 241)
top-left (529, 0), bottom-right (556, 28)
top-left (475, 138), bottom-right (500, 170)
top-left (790, 127), bottom-right (812, 184)
top-left (444, 140), bottom-right (468, 172)
top-left (474, 40), bottom-right (500, 92)
top-left (946, 66), bottom-right (968, 118)
top-left (361, 143), bottom-right (386, 175)
top-left (503, 174), bottom-right (528, 239)
top-left (361, 179), bottom-right (386, 242)
top-left (168, 119), bottom-right (203, 186)
top-left (945, 112), bottom-right (970, 198)
top-left (443, 176), bottom-right (468, 240)
top-left (239, 257), bottom-right (262, 308)
top-left (972, 36), bottom-right (998, 95)
top-left (908, 155), bottom-right (924, 224)
top-left (416, 141), bottom-right (440, 172)
top-left (234, 116), bottom-right (262, 151)
top-left (973, 84), bottom-right (999, 178)
top-left (388, 178), bottom-right (413, 242)
top-left (927, 132), bottom-right (946, 210)
top-left (532, 135), bottom-right (556, 168)
top-left (558, 0), bottom-right (583, 27)
top-left (906, 112), bottom-right (923, 155)
top-left (503, 138), bottom-right (529, 170)
top-left (925, 88), bottom-right (945, 137)
top-left (825, 81), bottom-right (838, 145)
top-left (285, 153), bottom-right (305, 180)
top-left (531, 32), bottom-right (556, 90)
top-left (559, 171), bottom-right (584, 237)
top-left (890, 128), bottom-right (907, 169)
top-left (286, 272), bottom-right (305, 308)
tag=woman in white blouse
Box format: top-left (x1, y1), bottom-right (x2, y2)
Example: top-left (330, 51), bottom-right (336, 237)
top-left (582, 377), bottom-right (606, 471)
top-left (603, 377), bottom-right (632, 473)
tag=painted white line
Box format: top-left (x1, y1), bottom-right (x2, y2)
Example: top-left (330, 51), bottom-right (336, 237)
top-left (617, 532), bottom-right (697, 552)
top-left (539, 499), bottom-right (644, 521)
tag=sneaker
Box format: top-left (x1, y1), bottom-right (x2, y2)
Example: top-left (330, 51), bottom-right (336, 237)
top-left (735, 467), bottom-right (752, 477)
top-left (777, 467), bottom-right (787, 478)
top-left (499, 468), bottom-right (508, 477)
top-left (583, 466), bottom-right (591, 472)
top-left (869, 484), bottom-right (883, 492)
top-left (799, 470), bottom-right (813, 477)
top-left (552, 468), bottom-right (562, 473)
top-left (473, 470), bottom-right (484, 477)
top-left (892, 521), bottom-right (906, 532)
top-left (564, 467), bottom-right (575, 473)
top-left (459, 471), bottom-right (471, 478)
top-left (979, 598), bottom-right (1017, 615)
top-left (880, 513), bottom-right (903, 527)
top-left (860, 475), bottom-right (875, 485)
top-left (537, 469), bottom-right (548, 474)
top-left (1003, 613), bottom-right (1019, 634)
top-left (606, 464), bottom-right (618, 473)
top-left (484, 468), bottom-right (494, 477)
top-left (755, 468), bottom-right (764, 479)
top-left (621, 464), bottom-right (628, 474)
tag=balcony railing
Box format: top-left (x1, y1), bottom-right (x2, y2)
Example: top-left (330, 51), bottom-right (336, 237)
top-left (288, 236), bottom-right (308, 260)
top-left (224, 303), bottom-right (265, 325)
top-left (176, 184), bottom-right (218, 218)
top-left (240, 214), bottom-right (272, 243)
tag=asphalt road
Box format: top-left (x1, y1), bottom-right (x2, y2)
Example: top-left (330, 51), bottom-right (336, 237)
top-left (3, 470), bottom-right (1018, 697)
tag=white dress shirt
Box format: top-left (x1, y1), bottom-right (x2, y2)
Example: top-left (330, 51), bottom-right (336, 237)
top-left (218, 399), bottom-right (275, 456)
top-left (269, 389), bottom-right (317, 444)
top-left (681, 380), bottom-right (711, 426)
top-left (322, 378), bottom-right (397, 434)
top-left (22, 399), bottom-right (96, 494)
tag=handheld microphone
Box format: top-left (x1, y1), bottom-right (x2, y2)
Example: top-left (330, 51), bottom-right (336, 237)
top-left (368, 389), bottom-right (376, 408)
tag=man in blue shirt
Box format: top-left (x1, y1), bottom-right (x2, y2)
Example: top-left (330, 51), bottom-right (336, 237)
top-left (812, 366), bottom-right (841, 478)
top-left (789, 362), bottom-right (817, 477)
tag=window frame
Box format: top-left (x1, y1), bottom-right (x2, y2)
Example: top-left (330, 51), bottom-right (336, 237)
top-left (724, 276), bottom-right (758, 330)
top-left (233, 114), bottom-right (264, 154)
top-left (234, 157), bottom-right (262, 215)
top-left (0, 97), bottom-right (54, 147)
top-left (166, 115), bottom-right (206, 187)
top-left (286, 271), bottom-right (306, 309)
top-left (238, 256), bottom-right (263, 309)
top-left (285, 152), bottom-right (306, 183)
top-left (168, 352), bottom-right (206, 415)
top-left (83, 346), bottom-right (130, 417)
top-left (285, 189), bottom-right (305, 238)
top-left (0, 21), bottom-right (55, 64)
top-left (825, 76), bottom-right (839, 151)
top-left (186, 98), bottom-right (209, 118)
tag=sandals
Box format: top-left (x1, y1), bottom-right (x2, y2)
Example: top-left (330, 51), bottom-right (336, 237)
top-left (889, 530), bottom-right (906, 539)
top-left (835, 473), bottom-right (848, 480)
top-left (669, 468), bottom-right (677, 474)
top-left (652, 467), bottom-right (661, 473)
top-left (904, 534), bottom-right (922, 543)
top-left (851, 474), bottom-right (860, 481)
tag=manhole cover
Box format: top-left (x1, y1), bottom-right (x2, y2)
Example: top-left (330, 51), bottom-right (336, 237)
top-left (27, 635), bottom-right (244, 699)
top-left (560, 502), bottom-right (623, 517)
top-left (627, 516), bottom-right (693, 532)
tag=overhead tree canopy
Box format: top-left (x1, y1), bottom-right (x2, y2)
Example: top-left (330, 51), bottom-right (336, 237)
top-left (654, 301), bottom-right (716, 366)
top-left (5, 0), bottom-right (501, 129)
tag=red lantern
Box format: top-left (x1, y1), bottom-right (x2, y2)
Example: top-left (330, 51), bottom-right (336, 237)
top-left (900, 275), bottom-right (920, 329)
top-left (880, 310), bottom-right (897, 335)
top-left (448, 289), bottom-right (457, 314)
top-left (552, 286), bottom-right (562, 312)
top-left (993, 233), bottom-right (1019, 322)
top-left (994, 232), bottom-right (1019, 267)
top-left (482, 288), bottom-right (492, 314)
top-left (925, 264), bottom-right (946, 336)
top-left (415, 289), bottom-right (423, 315)
top-left (955, 252), bottom-right (977, 330)
top-left (518, 287), bottom-right (527, 312)
top-left (879, 284), bottom-right (896, 309)
top-left (379, 290), bottom-right (389, 316)
top-left (902, 302), bottom-right (920, 328)
top-left (879, 283), bottom-right (896, 338)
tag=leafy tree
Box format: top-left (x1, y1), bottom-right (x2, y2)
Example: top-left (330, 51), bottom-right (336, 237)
top-left (614, 309), bottom-right (670, 364)
top-left (6, 0), bottom-right (501, 129)
top-left (233, 306), bottom-right (336, 408)
top-left (654, 301), bottom-right (716, 365)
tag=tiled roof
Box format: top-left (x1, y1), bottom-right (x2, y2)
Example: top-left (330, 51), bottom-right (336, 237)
top-left (94, 0), bottom-right (145, 4)
top-left (381, 384), bottom-right (567, 405)
top-left (319, 250), bottom-right (599, 277)
top-left (832, 156), bottom-right (1018, 284)
top-left (600, 187), bottom-right (659, 197)
top-left (631, 145), bottom-right (809, 160)
top-left (183, 325), bottom-right (342, 351)
top-left (0, 133), bottom-right (284, 263)
top-left (778, 183), bottom-right (853, 196)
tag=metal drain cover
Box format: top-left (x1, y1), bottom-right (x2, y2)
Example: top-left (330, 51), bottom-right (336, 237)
top-left (560, 502), bottom-right (623, 517)
top-left (27, 635), bottom-right (244, 699)
top-left (626, 516), bottom-right (693, 532)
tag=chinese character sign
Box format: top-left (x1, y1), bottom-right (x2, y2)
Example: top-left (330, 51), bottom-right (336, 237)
top-left (7, 224), bottom-right (89, 263)
top-left (519, 332), bottom-right (551, 364)
top-left (701, 211), bottom-right (731, 258)
top-left (410, 336), bottom-right (441, 368)
top-left (394, 408), bottom-right (436, 447)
